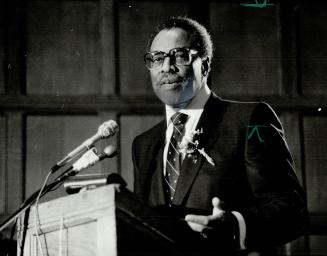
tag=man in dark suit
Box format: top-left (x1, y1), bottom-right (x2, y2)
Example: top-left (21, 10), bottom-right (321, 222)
top-left (132, 17), bottom-right (307, 254)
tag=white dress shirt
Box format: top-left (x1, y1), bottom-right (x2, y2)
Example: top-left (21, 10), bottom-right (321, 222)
top-left (163, 83), bottom-right (211, 172)
top-left (163, 83), bottom-right (246, 250)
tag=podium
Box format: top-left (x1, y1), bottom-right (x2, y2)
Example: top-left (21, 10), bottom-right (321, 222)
top-left (16, 185), bottom-right (186, 256)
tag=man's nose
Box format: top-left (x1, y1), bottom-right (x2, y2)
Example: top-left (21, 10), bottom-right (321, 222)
top-left (161, 56), bottom-right (176, 72)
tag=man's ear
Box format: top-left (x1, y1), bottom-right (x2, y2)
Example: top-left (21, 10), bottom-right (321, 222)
top-left (201, 57), bottom-right (210, 77)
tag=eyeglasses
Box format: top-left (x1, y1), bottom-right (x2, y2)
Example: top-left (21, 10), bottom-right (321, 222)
top-left (144, 47), bottom-right (198, 70)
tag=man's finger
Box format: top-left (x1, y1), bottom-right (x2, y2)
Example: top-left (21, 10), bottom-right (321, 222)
top-left (185, 214), bottom-right (209, 225)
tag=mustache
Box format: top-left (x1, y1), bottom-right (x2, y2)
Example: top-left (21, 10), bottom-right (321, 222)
top-left (159, 73), bottom-right (183, 84)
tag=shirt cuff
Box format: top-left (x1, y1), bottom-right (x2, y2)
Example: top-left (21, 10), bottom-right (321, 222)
top-left (231, 211), bottom-right (246, 250)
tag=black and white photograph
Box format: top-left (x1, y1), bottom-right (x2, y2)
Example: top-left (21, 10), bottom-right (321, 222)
top-left (0, 0), bottom-right (326, 255)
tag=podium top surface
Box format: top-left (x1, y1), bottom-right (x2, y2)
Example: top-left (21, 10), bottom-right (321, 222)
top-left (17, 185), bottom-right (118, 232)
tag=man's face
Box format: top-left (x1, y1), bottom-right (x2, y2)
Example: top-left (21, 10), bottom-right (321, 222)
top-left (149, 28), bottom-right (202, 108)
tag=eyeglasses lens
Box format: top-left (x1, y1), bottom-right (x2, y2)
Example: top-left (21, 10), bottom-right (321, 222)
top-left (144, 48), bottom-right (192, 70)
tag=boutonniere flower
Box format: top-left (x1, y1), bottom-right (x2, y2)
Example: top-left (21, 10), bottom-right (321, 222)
top-left (178, 128), bottom-right (215, 166)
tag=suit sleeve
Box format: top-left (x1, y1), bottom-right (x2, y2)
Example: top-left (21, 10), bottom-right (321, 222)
top-left (240, 103), bottom-right (308, 249)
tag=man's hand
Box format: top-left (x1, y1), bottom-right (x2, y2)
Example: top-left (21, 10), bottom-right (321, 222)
top-left (185, 197), bottom-right (238, 240)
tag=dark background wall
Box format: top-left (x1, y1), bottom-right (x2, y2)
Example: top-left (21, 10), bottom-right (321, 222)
top-left (0, 0), bottom-right (326, 255)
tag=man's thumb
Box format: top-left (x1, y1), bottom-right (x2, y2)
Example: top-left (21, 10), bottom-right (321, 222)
top-left (212, 197), bottom-right (222, 215)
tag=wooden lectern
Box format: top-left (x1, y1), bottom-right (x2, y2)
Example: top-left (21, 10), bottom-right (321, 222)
top-left (16, 185), bottom-right (187, 256)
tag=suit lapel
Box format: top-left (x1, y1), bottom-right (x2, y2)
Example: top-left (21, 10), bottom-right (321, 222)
top-left (146, 121), bottom-right (167, 206)
top-left (173, 94), bottom-right (226, 205)
top-left (148, 141), bottom-right (166, 205)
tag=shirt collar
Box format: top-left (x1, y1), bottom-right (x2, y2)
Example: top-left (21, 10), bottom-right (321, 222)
top-left (165, 83), bottom-right (211, 126)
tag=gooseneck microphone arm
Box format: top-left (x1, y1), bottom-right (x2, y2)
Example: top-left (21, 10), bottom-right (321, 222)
top-left (0, 145), bottom-right (117, 232)
top-left (51, 120), bottom-right (119, 173)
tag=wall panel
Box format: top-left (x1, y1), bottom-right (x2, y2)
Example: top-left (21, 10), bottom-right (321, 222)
top-left (0, 6), bottom-right (5, 94)
top-left (0, 116), bottom-right (6, 215)
top-left (118, 1), bottom-right (193, 96)
top-left (210, 3), bottom-right (282, 96)
top-left (300, 4), bottom-right (327, 96)
top-left (6, 112), bottom-right (24, 213)
top-left (309, 235), bottom-right (327, 256)
top-left (26, 115), bottom-right (117, 202)
top-left (100, 0), bottom-right (115, 95)
top-left (120, 115), bottom-right (163, 191)
top-left (26, 1), bottom-right (102, 95)
top-left (303, 116), bottom-right (327, 212)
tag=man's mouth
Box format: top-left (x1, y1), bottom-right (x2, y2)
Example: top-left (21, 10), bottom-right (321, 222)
top-left (160, 80), bottom-right (182, 90)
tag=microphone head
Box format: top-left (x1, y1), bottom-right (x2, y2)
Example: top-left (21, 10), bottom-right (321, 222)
top-left (103, 145), bottom-right (118, 158)
top-left (98, 120), bottom-right (119, 139)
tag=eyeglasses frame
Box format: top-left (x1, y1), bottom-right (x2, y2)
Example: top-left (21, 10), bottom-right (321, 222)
top-left (144, 47), bottom-right (198, 70)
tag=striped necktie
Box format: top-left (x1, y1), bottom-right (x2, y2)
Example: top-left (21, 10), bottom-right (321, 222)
top-left (165, 112), bottom-right (188, 203)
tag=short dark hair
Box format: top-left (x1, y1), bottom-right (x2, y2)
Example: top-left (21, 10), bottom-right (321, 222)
top-left (147, 16), bottom-right (213, 63)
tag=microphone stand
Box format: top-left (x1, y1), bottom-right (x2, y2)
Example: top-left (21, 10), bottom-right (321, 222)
top-left (0, 166), bottom-right (78, 232)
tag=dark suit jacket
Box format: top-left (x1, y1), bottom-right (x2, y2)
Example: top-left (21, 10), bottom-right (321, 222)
top-left (132, 93), bottom-right (307, 251)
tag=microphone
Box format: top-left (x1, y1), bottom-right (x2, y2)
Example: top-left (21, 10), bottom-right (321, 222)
top-left (72, 145), bottom-right (117, 172)
top-left (51, 120), bottom-right (119, 173)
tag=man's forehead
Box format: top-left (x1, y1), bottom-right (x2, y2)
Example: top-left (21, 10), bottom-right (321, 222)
top-left (150, 28), bottom-right (191, 52)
